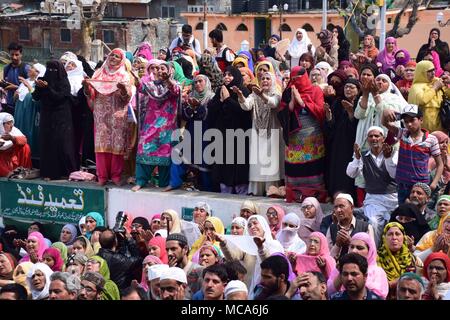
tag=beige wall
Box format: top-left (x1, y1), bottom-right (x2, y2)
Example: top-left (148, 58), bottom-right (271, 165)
top-left (184, 9), bottom-right (450, 58)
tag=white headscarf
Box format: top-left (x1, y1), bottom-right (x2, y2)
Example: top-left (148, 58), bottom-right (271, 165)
top-left (288, 28), bottom-right (315, 59)
top-left (276, 213), bottom-right (307, 254)
top-left (376, 74), bottom-right (407, 104)
top-left (223, 215), bottom-right (284, 295)
top-left (16, 63), bottom-right (46, 102)
top-left (26, 263), bottom-right (54, 300)
top-left (315, 61), bottom-right (333, 77)
top-left (65, 59), bottom-right (85, 96)
top-left (0, 113), bottom-right (24, 150)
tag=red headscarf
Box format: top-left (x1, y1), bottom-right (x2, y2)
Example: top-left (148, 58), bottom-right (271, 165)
top-left (148, 236), bottom-right (168, 264)
top-left (423, 252), bottom-right (450, 282)
top-left (42, 247), bottom-right (64, 272)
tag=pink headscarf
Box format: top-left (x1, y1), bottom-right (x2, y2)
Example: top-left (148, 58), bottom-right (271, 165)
top-left (267, 205), bottom-right (285, 237)
top-left (42, 247), bottom-right (64, 272)
top-left (140, 255), bottom-right (163, 291)
top-left (326, 232), bottom-right (389, 299)
top-left (376, 37), bottom-right (398, 73)
top-left (20, 232), bottom-right (49, 263)
top-left (431, 51), bottom-right (444, 77)
top-left (136, 42), bottom-right (154, 61)
top-left (430, 131), bottom-right (450, 183)
top-left (295, 232), bottom-right (335, 279)
top-left (298, 197), bottom-right (324, 243)
top-left (148, 236), bottom-right (168, 264)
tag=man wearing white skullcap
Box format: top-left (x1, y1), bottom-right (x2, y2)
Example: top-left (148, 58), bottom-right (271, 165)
top-left (346, 126), bottom-right (398, 245)
top-left (159, 267), bottom-right (187, 300)
top-left (148, 264), bottom-right (170, 300)
top-left (225, 280), bottom-right (248, 300)
top-left (326, 193), bottom-right (375, 260)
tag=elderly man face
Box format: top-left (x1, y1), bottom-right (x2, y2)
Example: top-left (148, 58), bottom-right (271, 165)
top-left (193, 206), bottom-right (208, 225)
top-left (78, 279), bottom-right (101, 300)
top-left (49, 280), bottom-right (77, 300)
top-left (367, 129), bottom-right (384, 150)
top-left (409, 186), bottom-right (429, 208)
top-left (333, 198), bottom-right (354, 224)
top-left (437, 200), bottom-right (450, 217)
top-left (397, 278), bottom-right (423, 300)
top-left (227, 291), bottom-right (248, 300)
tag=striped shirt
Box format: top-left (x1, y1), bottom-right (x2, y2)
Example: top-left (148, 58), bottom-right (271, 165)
top-left (396, 128), bottom-right (440, 185)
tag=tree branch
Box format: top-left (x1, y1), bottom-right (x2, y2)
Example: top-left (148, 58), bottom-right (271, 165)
top-left (387, 0), bottom-right (422, 38)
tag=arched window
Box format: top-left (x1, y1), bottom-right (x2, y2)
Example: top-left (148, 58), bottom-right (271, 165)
top-left (280, 23), bottom-right (291, 32)
top-left (236, 23), bottom-right (248, 31)
top-left (195, 22), bottom-right (203, 30)
top-left (216, 23), bottom-right (227, 31)
top-left (302, 23), bottom-right (314, 32)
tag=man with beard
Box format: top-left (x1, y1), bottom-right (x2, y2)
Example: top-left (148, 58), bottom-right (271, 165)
top-left (159, 267), bottom-right (188, 300)
top-left (347, 127), bottom-right (398, 245)
top-left (165, 233), bottom-right (203, 298)
top-left (148, 264), bottom-right (169, 300)
top-left (201, 265), bottom-right (228, 300)
top-left (407, 183), bottom-right (436, 224)
top-left (255, 255), bottom-right (293, 300)
top-left (331, 253), bottom-right (382, 300)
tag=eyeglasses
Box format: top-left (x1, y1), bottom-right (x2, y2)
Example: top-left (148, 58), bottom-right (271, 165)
top-left (131, 223), bottom-right (142, 229)
top-left (301, 205), bottom-right (314, 211)
top-left (86, 259), bottom-right (100, 265)
top-left (266, 211), bottom-right (278, 218)
top-left (80, 285), bottom-right (97, 293)
top-left (405, 69), bottom-right (415, 72)
top-left (161, 216), bottom-right (172, 222)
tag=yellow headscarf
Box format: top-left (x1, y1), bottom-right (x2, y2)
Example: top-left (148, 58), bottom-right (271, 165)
top-left (416, 213), bottom-right (450, 251)
top-left (162, 209), bottom-right (181, 234)
top-left (232, 56), bottom-right (249, 69)
top-left (189, 216), bottom-right (225, 260)
top-left (377, 222), bottom-right (414, 281)
top-left (253, 61), bottom-right (282, 93)
top-left (13, 262), bottom-right (34, 297)
top-left (408, 60), bottom-right (440, 105)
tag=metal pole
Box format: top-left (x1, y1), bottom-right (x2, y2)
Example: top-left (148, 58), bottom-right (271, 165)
top-left (322, 0), bottom-right (327, 30)
top-left (203, 0), bottom-right (208, 50)
top-left (379, 1), bottom-right (387, 51)
top-left (280, 8), bottom-right (282, 39)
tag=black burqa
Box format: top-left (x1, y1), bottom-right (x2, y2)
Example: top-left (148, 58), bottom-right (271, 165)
top-left (324, 78), bottom-right (360, 199)
top-left (207, 66), bottom-right (252, 190)
top-left (389, 203), bottom-right (431, 244)
top-left (416, 28), bottom-right (450, 69)
top-left (32, 60), bottom-right (77, 179)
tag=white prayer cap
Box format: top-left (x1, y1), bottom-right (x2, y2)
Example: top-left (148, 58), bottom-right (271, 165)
top-left (148, 264), bottom-right (170, 281)
top-left (335, 193), bottom-right (354, 206)
top-left (367, 126), bottom-right (384, 136)
top-left (224, 280), bottom-right (248, 298)
top-left (159, 267), bottom-right (187, 284)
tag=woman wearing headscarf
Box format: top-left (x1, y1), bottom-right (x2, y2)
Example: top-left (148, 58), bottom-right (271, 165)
top-left (160, 209), bottom-right (182, 234)
top-left (83, 49), bottom-right (132, 186)
top-left (239, 67), bottom-right (255, 88)
top-left (232, 56), bottom-right (249, 69)
top-left (71, 235), bottom-right (95, 258)
top-left (0, 252), bottom-right (16, 287)
top-left (277, 66), bottom-right (327, 203)
top-left (299, 52), bottom-right (315, 75)
top-left (265, 205), bottom-right (285, 239)
top-left (422, 252), bottom-right (450, 300)
top-left (197, 244), bottom-right (223, 267)
top-left (0, 113), bottom-right (32, 177)
top-left (326, 69), bottom-right (348, 103)
top-left (393, 49), bottom-right (411, 82)
top-left (140, 255), bottom-right (163, 292)
top-left (208, 66), bottom-right (252, 194)
top-left (276, 213), bottom-right (307, 254)
top-left (20, 231), bottom-right (48, 263)
top-left (395, 61), bottom-right (416, 100)
top-left (132, 61), bottom-right (181, 191)
top-left (294, 232), bottom-right (336, 279)
top-left (150, 214), bottom-right (162, 234)
top-left (287, 28), bottom-right (315, 69)
top-left (32, 60), bottom-right (77, 180)
top-left (315, 30), bottom-right (338, 70)
top-left (355, 65), bottom-right (406, 153)
top-left (324, 78), bottom-right (361, 199)
top-left (168, 74), bottom-right (215, 192)
top-left (309, 67), bottom-right (328, 90)
top-left (237, 50), bottom-right (255, 72)
top-left (389, 203), bottom-right (431, 244)
top-left (26, 262), bottom-right (53, 300)
top-left (219, 215), bottom-right (284, 296)
top-left (189, 216), bottom-right (225, 260)
top-left (429, 195), bottom-right (450, 230)
top-left (333, 25), bottom-right (350, 63)
top-left (376, 37), bottom-right (398, 75)
top-left (327, 232), bottom-right (389, 299)
top-left (51, 242), bottom-right (68, 265)
top-left (13, 63), bottom-right (45, 163)
top-left (363, 35), bottom-right (379, 62)
top-left (377, 222), bottom-right (420, 298)
top-left (234, 71), bottom-right (283, 196)
top-left (417, 28), bottom-right (450, 68)
top-left (59, 224), bottom-right (78, 246)
top-left (415, 213), bottom-right (450, 262)
top-left (42, 247), bottom-right (64, 272)
top-left (85, 255), bottom-right (120, 300)
top-left (13, 261), bottom-right (33, 297)
top-left (84, 212), bottom-right (105, 241)
top-left (198, 53), bottom-right (223, 93)
top-left (148, 236), bottom-right (168, 264)
top-left (315, 61), bottom-right (333, 78)
top-left (136, 42), bottom-right (154, 61)
top-left (230, 217), bottom-right (247, 235)
top-left (408, 60), bottom-right (450, 133)
top-left (298, 197), bottom-right (324, 242)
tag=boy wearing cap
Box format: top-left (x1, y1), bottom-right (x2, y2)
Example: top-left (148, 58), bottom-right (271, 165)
top-left (382, 105), bottom-right (443, 204)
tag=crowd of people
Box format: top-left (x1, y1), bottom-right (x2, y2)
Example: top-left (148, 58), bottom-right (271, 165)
top-left (0, 22), bottom-right (450, 300)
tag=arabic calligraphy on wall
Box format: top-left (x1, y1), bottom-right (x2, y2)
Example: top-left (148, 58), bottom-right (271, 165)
top-left (0, 180), bottom-right (105, 224)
